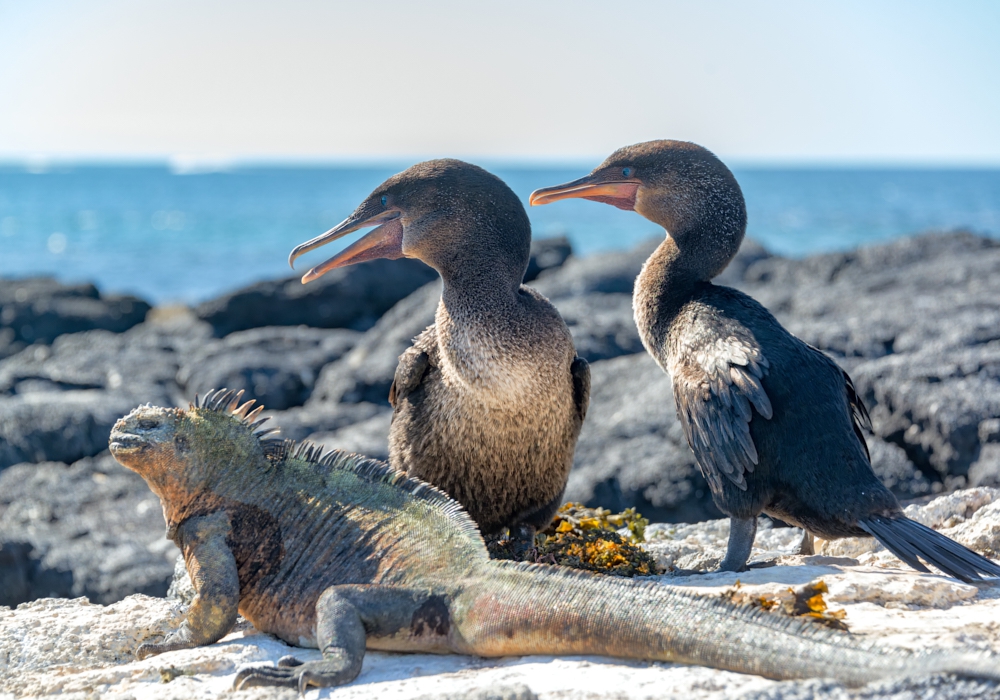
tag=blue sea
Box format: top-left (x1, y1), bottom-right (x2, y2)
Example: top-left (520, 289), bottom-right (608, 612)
top-left (1, 164), bottom-right (999, 305)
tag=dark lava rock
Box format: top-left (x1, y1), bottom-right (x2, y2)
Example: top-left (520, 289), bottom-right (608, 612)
top-left (531, 238), bottom-right (661, 299)
top-left (310, 282), bottom-right (441, 406)
top-left (0, 451), bottom-right (177, 606)
top-left (265, 401), bottom-right (388, 443)
top-left (195, 257), bottom-right (438, 337)
top-left (0, 312), bottom-right (212, 470)
top-left (0, 310), bottom-right (212, 399)
top-left (865, 436), bottom-right (932, 499)
top-left (0, 276), bottom-right (150, 348)
top-left (850, 342), bottom-right (1000, 485)
top-left (177, 325), bottom-right (361, 410)
top-left (309, 411), bottom-right (394, 462)
top-left (0, 390), bottom-right (158, 471)
top-left (550, 293), bottom-right (644, 363)
top-left (524, 236), bottom-right (573, 283)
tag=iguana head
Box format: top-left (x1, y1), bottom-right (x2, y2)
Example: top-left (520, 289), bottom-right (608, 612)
top-left (110, 389), bottom-right (278, 502)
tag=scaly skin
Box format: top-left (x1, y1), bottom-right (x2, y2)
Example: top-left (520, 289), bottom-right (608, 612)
top-left (110, 390), bottom-right (999, 693)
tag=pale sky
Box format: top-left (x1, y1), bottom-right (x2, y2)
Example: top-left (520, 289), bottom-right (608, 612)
top-left (1, 0), bottom-right (999, 164)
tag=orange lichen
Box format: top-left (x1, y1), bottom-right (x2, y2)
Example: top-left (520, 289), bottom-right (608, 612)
top-left (532, 503), bottom-right (660, 577)
top-left (722, 579), bottom-right (848, 630)
top-left (486, 503), bottom-right (660, 576)
top-left (545, 503), bottom-right (650, 543)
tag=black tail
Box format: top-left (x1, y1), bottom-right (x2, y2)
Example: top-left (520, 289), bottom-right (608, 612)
top-left (859, 515), bottom-right (1000, 583)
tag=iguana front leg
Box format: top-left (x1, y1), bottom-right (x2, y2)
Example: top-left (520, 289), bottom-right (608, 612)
top-left (234, 585), bottom-right (451, 693)
top-left (137, 512), bottom-right (239, 660)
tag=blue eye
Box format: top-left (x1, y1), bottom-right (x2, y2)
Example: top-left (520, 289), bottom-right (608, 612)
top-left (380, 195), bottom-right (388, 206)
top-left (622, 167), bottom-right (632, 177)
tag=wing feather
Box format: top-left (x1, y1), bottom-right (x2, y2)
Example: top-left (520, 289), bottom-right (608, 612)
top-left (672, 329), bottom-right (772, 492)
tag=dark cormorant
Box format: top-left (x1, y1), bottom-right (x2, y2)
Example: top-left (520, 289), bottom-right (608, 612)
top-left (290, 159), bottom-right (590, 553)
top-left (530, 140), bottom-right (1000, 581)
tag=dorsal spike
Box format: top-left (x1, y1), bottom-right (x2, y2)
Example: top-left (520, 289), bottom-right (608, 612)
top-left (214, 390), bottom-right (231, 410)
top-left (233, 400), bottom-right (256, 419)
top-left (244, 405), bottom-right (265, 423)
top-left (214, 389), bottom-right (236, 411)
top-left (225, 389), bottom-right (245, 412)
top-left (248, 417), bottom-right (271, 432)
top-left (203, 389), bottom-right (223, 409)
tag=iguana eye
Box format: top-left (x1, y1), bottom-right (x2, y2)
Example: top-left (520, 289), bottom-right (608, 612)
top-left (138, 419), bottom-right (160, 430)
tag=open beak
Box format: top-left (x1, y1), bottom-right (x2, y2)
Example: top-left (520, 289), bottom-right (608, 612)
top-left (288, 207), bottom-right (404, 284)
top-left (529, 174), bottom-right (640, 211)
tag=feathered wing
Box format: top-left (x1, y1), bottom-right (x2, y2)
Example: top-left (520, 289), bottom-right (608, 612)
top-left (389, 347), bottom-right (431, 409)
top-left (570, 356), bottom-right (591, 423)
top-left (671, 332), bottom-right (773, 492)
top-left (842, 364), bottom-right (872, 461)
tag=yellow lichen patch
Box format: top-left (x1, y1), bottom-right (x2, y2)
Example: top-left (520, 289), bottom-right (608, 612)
top-left (722, 579), bottom-right (848, 631)
top-left (486, 503), bottom-right (659, 576)
top-left (534, 528), bottom-right (660, 577)
top-left (544, 503), bottom-right (650, 544)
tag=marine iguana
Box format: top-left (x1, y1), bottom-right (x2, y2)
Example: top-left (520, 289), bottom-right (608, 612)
top-left (109, 390), bottom-right (999, 693)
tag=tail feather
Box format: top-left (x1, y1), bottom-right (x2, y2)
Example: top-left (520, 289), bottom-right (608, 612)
top-left (859, 515), bottom-right (1000, 583)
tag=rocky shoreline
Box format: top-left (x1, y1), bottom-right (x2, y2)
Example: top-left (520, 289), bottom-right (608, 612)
top-left (2, 231), bottom-right (1000, 608)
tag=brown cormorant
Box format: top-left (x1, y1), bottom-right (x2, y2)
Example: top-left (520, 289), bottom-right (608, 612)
top-left (290, 159), bottom-right (590, 554)
top-left (530, 140), bottom-right (1000, 581)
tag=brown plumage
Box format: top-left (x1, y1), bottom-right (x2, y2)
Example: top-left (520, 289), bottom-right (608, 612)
top-left (530, 140), bottom-right (1000, 581)
top-left (290, 159), bottom-right (590, 548)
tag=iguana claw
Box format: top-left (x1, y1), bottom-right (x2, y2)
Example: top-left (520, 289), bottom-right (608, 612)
top-left (233, 660), bottom-right (359, 693)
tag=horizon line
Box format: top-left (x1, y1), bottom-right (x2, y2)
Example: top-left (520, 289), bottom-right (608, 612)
top-left (3, 154), bottom-right (1000, 173)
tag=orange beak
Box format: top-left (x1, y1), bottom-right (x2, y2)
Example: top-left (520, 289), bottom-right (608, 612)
top-left (288, 208), bottom-right (403, 284)
top-left (529, 174), bottom-right (640, 211)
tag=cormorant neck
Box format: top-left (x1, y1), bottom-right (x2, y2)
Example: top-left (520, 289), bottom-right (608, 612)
top-left (639, 234), bottom-right (702, 314)
top-left (439, 262), bottom-right (522, 316)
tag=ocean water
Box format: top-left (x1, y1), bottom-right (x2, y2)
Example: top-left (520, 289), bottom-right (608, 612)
top-left (1, 164), bottom-right (999, 305)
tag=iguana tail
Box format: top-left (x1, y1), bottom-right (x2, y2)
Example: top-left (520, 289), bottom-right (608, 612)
top-left (451, 562), bottom-right (998, 686)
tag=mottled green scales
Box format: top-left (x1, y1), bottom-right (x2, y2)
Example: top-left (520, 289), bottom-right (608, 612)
top-left (109, 390), bottom-right (999, 693)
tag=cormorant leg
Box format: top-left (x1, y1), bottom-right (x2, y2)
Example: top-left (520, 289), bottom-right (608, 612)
top-left (719, 517), bottom-right (757, 572)
top-left (234, 587), bottom-right (366, 692)
top-left (797, 530), bottom-right (815, 556)
top-left (510, 523), bottom-right (537, 561)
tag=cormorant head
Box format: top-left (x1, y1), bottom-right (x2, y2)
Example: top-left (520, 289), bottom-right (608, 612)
top-left (529, 140), bottom-right (747, 279)
top-left (289, 159), bottom-right (531, 287)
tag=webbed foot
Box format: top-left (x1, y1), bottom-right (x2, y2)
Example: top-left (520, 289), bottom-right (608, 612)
top-left (234, 656), bottom-right (360, 693)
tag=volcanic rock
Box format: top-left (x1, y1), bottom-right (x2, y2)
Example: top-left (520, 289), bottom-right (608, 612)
top-left (0, 276), bottom-right (150, 353)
